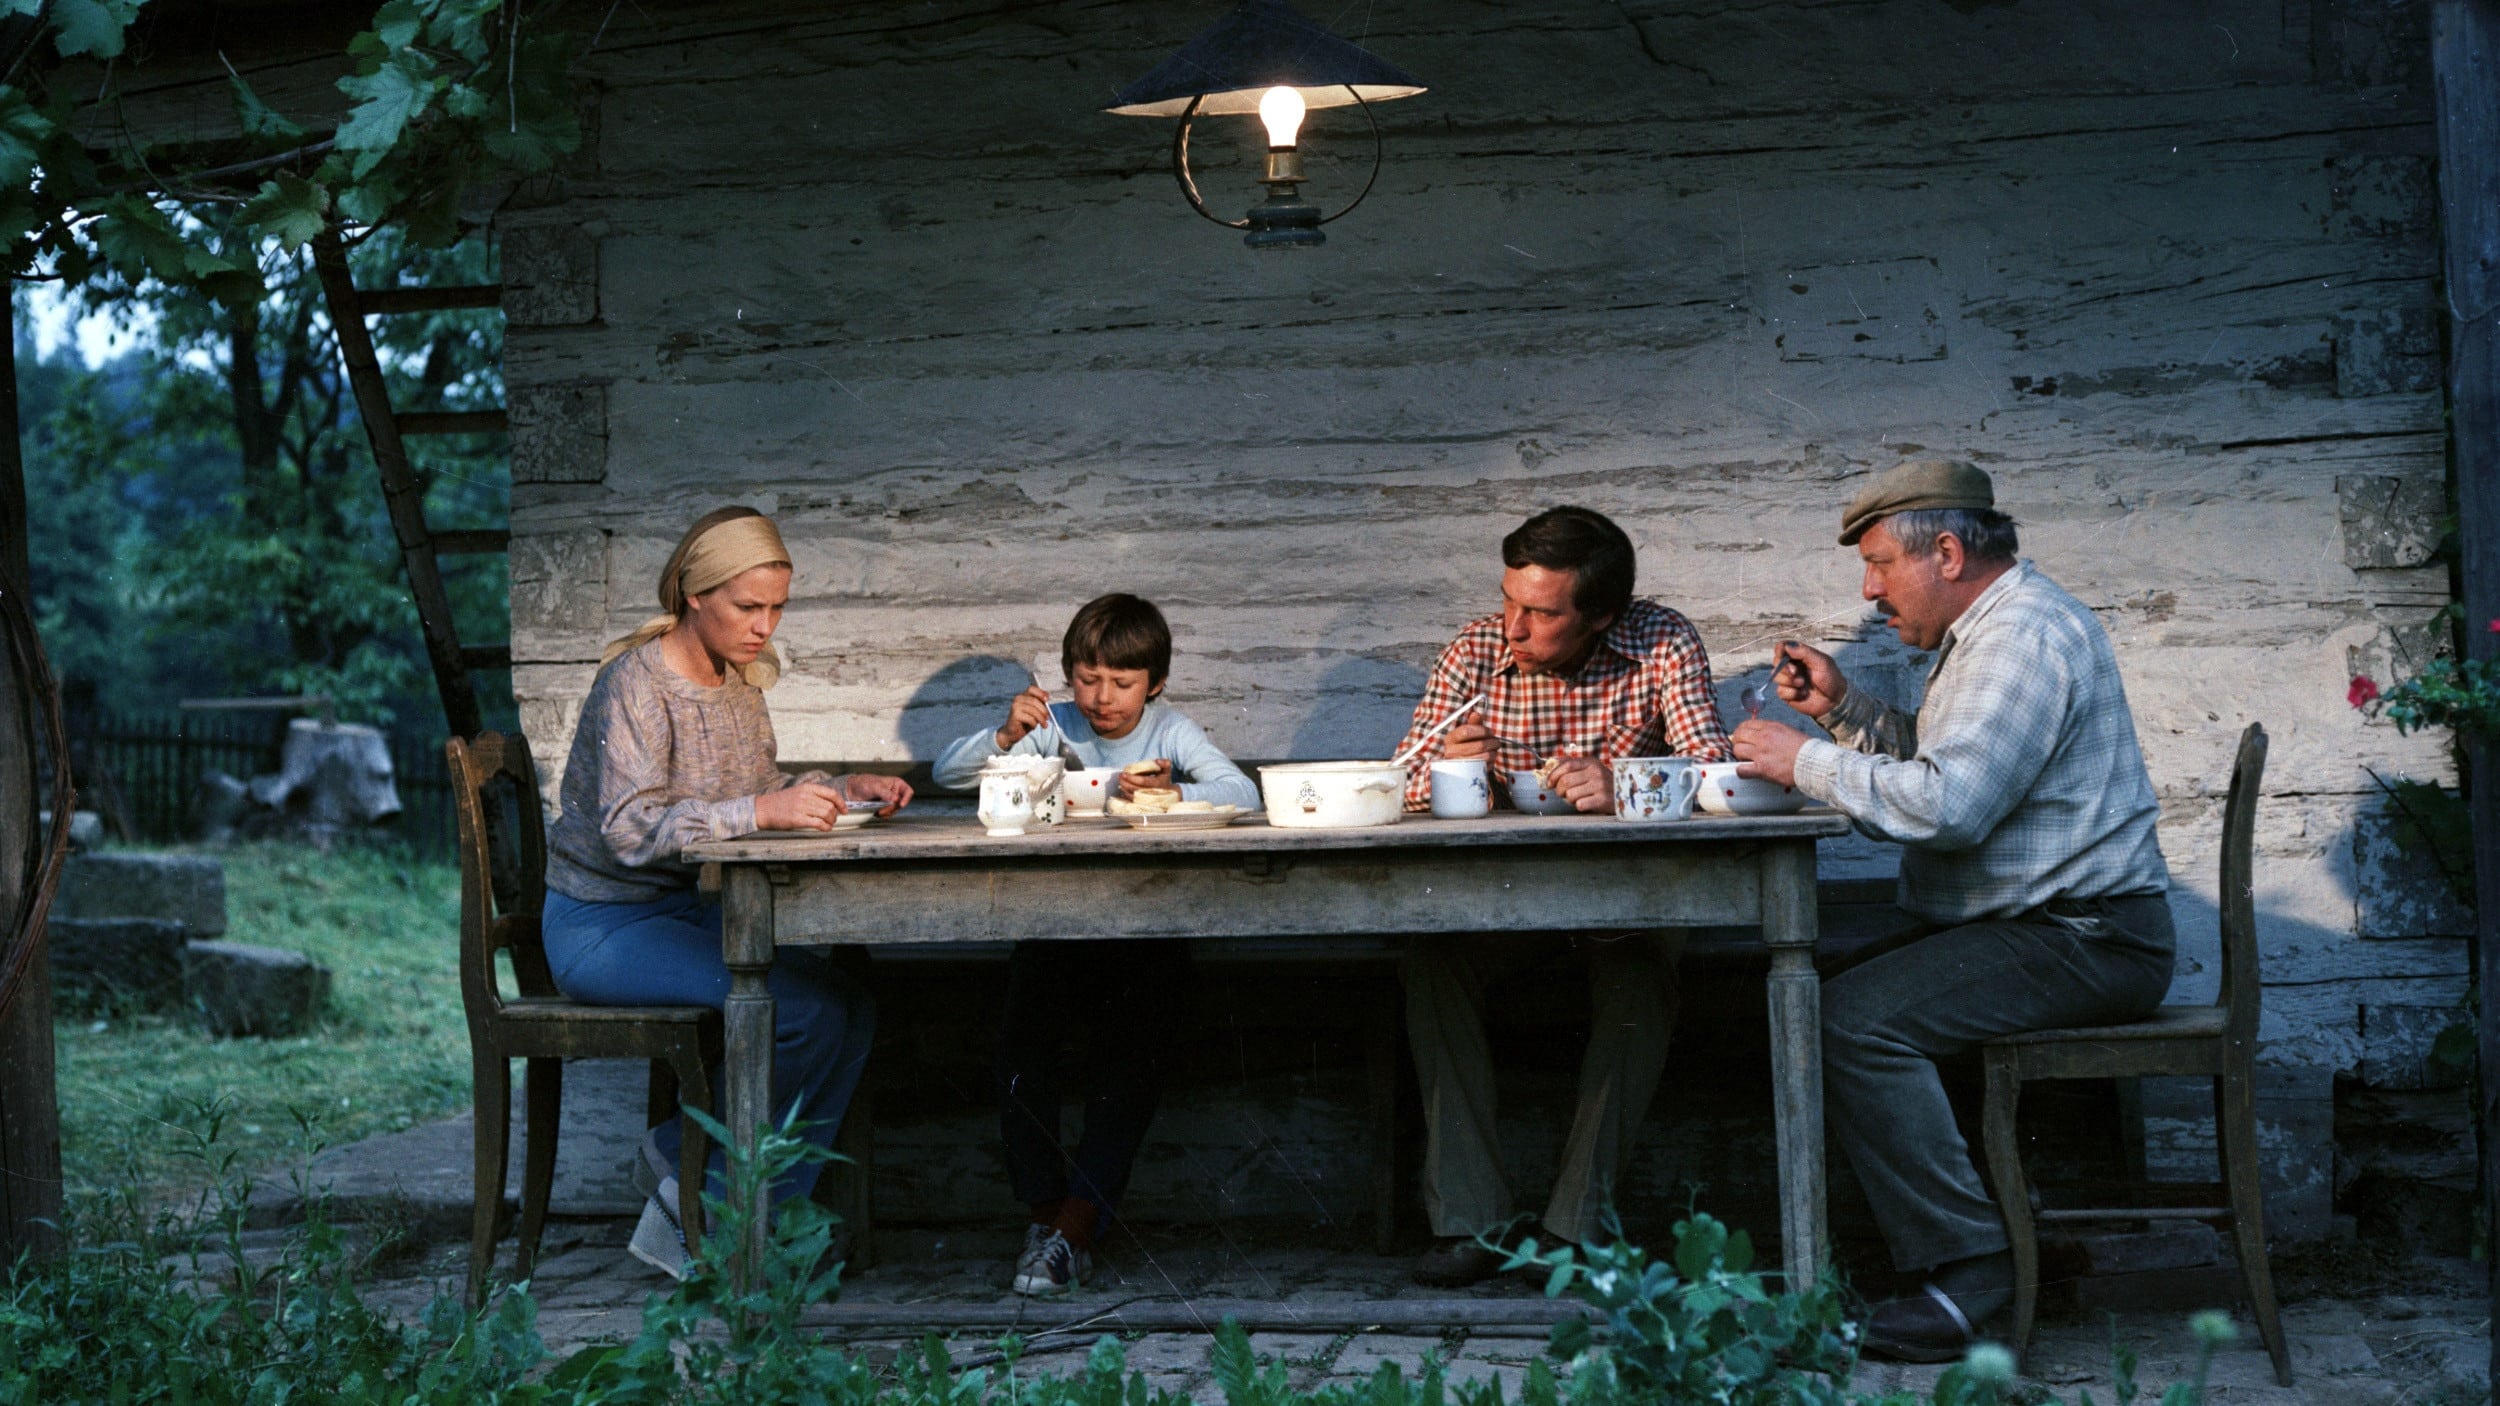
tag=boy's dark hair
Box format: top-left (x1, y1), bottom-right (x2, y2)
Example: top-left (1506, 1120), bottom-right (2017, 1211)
top-left (1501, 507), bottom-right (1636, 624)
top-left (1063, 593), bottom-right (1172, 687)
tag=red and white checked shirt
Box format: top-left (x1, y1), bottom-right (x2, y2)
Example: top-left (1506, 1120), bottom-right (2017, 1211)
top-left (1395, 599), bottom-right (1735, 811)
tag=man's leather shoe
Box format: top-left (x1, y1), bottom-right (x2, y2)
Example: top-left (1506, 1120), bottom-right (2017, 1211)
top-left (1410, 1237), bottom-right (1508, 1287)
top-left (1859, 1250), bottom-right (2012, 1363)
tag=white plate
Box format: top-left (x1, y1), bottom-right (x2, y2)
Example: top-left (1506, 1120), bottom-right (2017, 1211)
top-left (740, 812), bottom-right (875, 838)
top-left (1115, 807), bottom-right (1253, 830)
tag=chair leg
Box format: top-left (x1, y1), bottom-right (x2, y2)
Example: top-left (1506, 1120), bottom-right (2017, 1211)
top-left (515, 1057), bottom-right (564, 1285)
top-left (647, 1059), bottom-right (679, 1130)
top-left (672, 1047), bottom-right (711, 1247)
top-left (1367, 964), bottom-right (1401, 1255)
top-left (2216, 1069), bottom-right (2293, 1386)
top-left (1980, 1051), bottom-right (2039, 1369)
top-left (829, 1076), bottom-right (876, 1270)
top-left (468, 1047), bottom-right (513, 1309)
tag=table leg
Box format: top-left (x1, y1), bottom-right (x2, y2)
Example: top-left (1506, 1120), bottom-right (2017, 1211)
top-left (721, 864), bottom-right (778, 1279)
top-left (1759, 839), bottom-right (1827, 1288)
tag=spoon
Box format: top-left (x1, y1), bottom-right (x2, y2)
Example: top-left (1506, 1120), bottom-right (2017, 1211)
top-left (1390, 694), bottom-right (1485, 766)
top-left (1743, 648), bottom-right (1801, 720)
top-left (1030, 672), bottom-right (1088, 768)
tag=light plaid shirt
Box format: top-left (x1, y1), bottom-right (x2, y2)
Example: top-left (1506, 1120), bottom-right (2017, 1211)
top-left (1791, 560), bottom-right (2169, 923)
top-left (1395, 599), bottom-right (1734, 811)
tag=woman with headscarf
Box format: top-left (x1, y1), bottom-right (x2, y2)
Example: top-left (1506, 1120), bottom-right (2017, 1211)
top-left (541, 505), bottom-right (911, 1279)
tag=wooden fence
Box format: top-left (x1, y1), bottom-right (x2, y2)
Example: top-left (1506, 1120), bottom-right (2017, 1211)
top-left (64, 710), bottom-right (458, 862)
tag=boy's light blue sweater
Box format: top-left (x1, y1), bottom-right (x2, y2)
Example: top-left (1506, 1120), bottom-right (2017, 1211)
top-left (932, 699), bottom-right (1261, 810)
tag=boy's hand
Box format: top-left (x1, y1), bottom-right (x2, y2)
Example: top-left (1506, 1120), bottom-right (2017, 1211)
top-left (1439, 722), bottom-right (1493, 761)
top-left (996, 686), bottom-right (1052, 749)
top-left (1116, 760), bottom-right (1173, 797)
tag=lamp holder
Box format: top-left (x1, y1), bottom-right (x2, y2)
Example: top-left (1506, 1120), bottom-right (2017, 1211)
top-left (1170, 87), bottom-right (1384, 240)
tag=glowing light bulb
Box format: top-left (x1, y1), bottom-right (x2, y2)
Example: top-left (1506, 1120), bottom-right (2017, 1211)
top-left (1258, 85), bottom-right (1306, 149)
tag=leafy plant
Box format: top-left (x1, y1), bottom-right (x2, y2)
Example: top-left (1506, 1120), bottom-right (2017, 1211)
top-left (1506, 1211), bottom-right (1859, 1406)
top-left (5, 0), bottom-right (584, 300)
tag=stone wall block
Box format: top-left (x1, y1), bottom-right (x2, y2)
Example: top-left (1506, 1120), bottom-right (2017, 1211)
top-left (2352, 812), bottom-right (2475, 938)
top-left (2358, 1003), bottom-right (2472, 1089)
top-left (2333, 310), bottom-right (2441, 397)
top-left (2347, 609), bottom-right (2449, 703)
top-left (181, 940), bottom-right (332, 1038)
top-left (509, 385), bottom-right (607, 485)
top-left (510, 528), bottom-right (611, 640)
top-left (2142, 1064), bottom-right (2334, 1240)
top-left (502, 224), bottom-right (599, 327)
top-left (2337, 473), bottom-right (2445, 568)
top-left (48, 917), bottom-right (189, 1009)
top-left (53, 852), bottom-right (226, 936)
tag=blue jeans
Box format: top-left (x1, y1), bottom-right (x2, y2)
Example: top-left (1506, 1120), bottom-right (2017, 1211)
top-left (542, 888), bottom-right (875, 1207)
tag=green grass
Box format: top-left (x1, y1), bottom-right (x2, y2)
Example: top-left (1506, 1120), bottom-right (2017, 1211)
top-left (54, 841), bottom-right (472, 1206)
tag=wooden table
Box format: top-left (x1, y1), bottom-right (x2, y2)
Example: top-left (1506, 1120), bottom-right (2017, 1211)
top-left (685, 807), bottom-right (1853, 1288)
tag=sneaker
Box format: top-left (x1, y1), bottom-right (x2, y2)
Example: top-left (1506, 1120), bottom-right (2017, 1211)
top-left (628, 1179), bottom-right (692, 1282)
top-left (1010, 1225), bottom-right (1088, 1296)
top-left (631, 1129), bottom-right (673, 1203)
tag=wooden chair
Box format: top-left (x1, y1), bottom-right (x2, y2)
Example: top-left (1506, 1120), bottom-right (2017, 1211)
top-left (1979, 723), bottom-right (2290, 1386)
top-left (450, 732), bottom-right (722, 1305)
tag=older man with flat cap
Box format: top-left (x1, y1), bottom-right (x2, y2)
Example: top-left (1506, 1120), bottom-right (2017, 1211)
top-left (1729, 460), bottom-right (2174, 1361)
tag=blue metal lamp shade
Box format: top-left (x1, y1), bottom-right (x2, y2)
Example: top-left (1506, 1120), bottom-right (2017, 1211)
top-left (1105, 0), bottom-right (1426, 248)
top-left (1105, 0), bottom-right (1425, 116)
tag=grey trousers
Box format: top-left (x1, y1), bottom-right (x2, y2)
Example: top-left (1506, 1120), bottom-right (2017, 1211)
top-left (1402, 931), bottom-right (1682, 1245)
top-left (1822, 892), bottom-right (2177, 1274)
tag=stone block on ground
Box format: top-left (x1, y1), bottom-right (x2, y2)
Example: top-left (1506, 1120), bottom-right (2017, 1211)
top-left (53, 851), bottom-right (226, 935)
top-left (2063, 1223), bottom-right (2221, 1277)
top-left (48, 917), bottom-right (189, 1009)
top-left (38, 810), bottom-right (104, 849)
top-left (247, 1112), bottom-right (488, 1245)
top-left (182, 940), bottom-right (332, 1037)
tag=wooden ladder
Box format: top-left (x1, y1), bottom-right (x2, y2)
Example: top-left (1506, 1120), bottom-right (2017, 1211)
top-left (310, 229), bottom-right (508, 740)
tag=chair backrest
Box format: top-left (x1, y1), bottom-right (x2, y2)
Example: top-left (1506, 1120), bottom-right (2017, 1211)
top-left (447, 732), bottom-right (556, 1021)
top-left (2216, 723), bottom-right (2267, 1043)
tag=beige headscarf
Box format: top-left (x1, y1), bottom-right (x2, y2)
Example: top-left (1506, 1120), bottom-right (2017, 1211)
top-left (601, 506), bottom-right (792, 688)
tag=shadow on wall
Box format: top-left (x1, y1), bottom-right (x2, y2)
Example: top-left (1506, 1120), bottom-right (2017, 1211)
top-left (897, 654), bottom-right (1029, 770)
top-left (1288, 626), bottom-right (1428, 762)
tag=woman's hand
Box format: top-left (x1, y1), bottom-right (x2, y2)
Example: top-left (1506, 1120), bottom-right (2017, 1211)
top-left (754, 781), bottom-right (848, 831)
top-left (841, 773), bottom-right (914, 816)
top-left (996, 686), bottom-right (1052, 749)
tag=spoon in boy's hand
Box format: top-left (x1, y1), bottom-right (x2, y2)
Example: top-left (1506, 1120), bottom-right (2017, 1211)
top-left (1030, 671), bottom-right (1088, 768)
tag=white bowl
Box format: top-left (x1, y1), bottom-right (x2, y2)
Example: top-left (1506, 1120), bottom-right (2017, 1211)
top-left (1694, 761), bottom-right (1807, 816)
top-left (1064, 767), bottom-right (1122, 813)
top-left (1258, 762), bottom-right (1406, 828)
top-left (1506, 769), bottom-right (1579, 815)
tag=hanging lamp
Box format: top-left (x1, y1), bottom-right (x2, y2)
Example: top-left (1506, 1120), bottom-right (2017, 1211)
top-left (1105, 0), bottom-right (1427, 250)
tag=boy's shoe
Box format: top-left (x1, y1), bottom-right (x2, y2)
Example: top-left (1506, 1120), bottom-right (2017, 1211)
top-left (629, 1179), bottom-right (692, 1282)
top-left (1010, 1225), bottom-right (1089, 1296)
top-left (631, 1129), bottom-right (673, 1202)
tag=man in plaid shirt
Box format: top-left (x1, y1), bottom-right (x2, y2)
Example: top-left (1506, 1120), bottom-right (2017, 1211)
top-left (1732, 461), bottom-right (2173, 1363)
top-left (1393, 507), bottom-right (1733, 1287)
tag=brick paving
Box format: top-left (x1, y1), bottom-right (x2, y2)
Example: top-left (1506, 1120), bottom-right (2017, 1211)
top-left (313, 1215), bottom-right (2489, 1405)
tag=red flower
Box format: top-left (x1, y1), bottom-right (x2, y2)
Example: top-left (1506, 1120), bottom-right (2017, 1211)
top-left (2487, 618), bottom-right (2500, 633)
top-left (2348, 675), bottom-right (2381, 709)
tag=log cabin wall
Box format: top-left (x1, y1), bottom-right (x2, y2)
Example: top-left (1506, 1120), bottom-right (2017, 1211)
top-left (490, 0), bottom-right (2467, 1239)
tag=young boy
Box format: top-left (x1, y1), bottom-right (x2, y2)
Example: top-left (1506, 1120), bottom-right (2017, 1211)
top-left (933, 594), bottom-right (1258, 1295)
